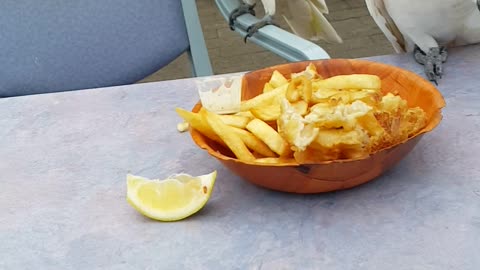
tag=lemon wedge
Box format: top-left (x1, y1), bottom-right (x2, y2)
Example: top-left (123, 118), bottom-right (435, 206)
top-left (126, 171), bottom-right (217, 221)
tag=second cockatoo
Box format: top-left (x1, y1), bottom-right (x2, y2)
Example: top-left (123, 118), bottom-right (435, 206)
top-left (229, 0), bottom-right (343, 44)
top-left (366, 0), bottom-right (480, 84)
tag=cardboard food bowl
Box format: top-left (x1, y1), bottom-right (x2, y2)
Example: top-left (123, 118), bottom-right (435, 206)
top-left (190, 59), bottom-right (446, 194)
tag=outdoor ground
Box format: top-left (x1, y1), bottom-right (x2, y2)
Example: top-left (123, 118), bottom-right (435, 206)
top-left (141, 0), bottom-right (395, 82)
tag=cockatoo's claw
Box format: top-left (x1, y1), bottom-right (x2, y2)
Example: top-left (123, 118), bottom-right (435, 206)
top-left (229, 3), bottom-right (256, 31)
top-left (424, 62), bottom-right (438, 85)
top-left (413, 45), bottom-right (447, 85)
top-left (439, 46), bottom-right (448, 63)
top-left (413, 46), bottom-right (427, 65)
top-left (244, 15), bottom-right (276, 43)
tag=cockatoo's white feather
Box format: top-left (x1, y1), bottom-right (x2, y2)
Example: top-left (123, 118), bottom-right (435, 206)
top-left (365, 0), bottom-right (406, 53)
top-left (260, 0), bottom-right (276, 16)
top-left (366, 0), bottom-right (480, 53)
top-left (457, 6), bottom-right (480, 45)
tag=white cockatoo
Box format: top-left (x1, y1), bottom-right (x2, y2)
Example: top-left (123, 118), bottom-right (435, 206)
top-left (229, 0), bottom-right (343, 44)
top-left (366, 0), bottom-right (480, 84)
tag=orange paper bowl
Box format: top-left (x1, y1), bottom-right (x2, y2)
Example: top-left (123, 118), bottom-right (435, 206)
top-left (190, 59), bottom-right (446, 194)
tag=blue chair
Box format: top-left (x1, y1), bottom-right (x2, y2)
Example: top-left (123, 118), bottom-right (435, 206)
top-left (0, 0), bottom-right (212, 97)
top-left (215, 0), bottom-right (331, 62)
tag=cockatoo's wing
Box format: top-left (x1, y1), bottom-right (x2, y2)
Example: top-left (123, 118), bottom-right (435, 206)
top-left (283, 0), bottom-right (342, 43)
top-left (261, 0), bottom-right (276, 16)
top-left (456, 1), bottom-right (480, 46)
top-left (310, 0), bottom-right (329, 14)
top-left (365, 0), bottom-right (406, 53)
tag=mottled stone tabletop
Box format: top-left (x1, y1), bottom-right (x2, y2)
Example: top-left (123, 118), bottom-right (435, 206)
top-left (1, 44), bottom-right (480, 270)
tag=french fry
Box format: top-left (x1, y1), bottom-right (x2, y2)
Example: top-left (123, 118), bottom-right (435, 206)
top-left (234, 111), bottom-right (255, 118)
top-left (312, 89), bottom-right (381, 106)
top-left (286, 76), bottom-right (312, 104)
top-left (176, 122), bottom-right (189, 133)
top-left (249, 86), bottom-right (287, 121)
top-left (269, 70), bottom-right (289, 88)
top-left (175, 108), bottom-right (224, 145)
top-left (329, 89), bottom-right (381, 106)
top-left (292, 63), bottom-right (322, 80)
top-left (240, 84), bottom-right (288, 111)
top-left (219, 114), bottom-right (252, 129)
top-left (246, 119), bottom-right (291, 156)
top-left (311, 88), bottom-right (342, 103)
top-left (312, 74), bottom-right (381, 90)
top-left (357, 112), bottom-right (385, 136)
top-left (263, 82), bottom-right (275, 93)
top-left (231, 127), bottom-right (277, 157)
top-left (305, 63), bottom-right (320, 77)
top-left (254, 157), bottom-right (298, 165)
top-left (310, 128), bottom-right (369, 149)
top-left (291, 100), bottom-right (308, 115)
top-left (250, 104), bottom-right (281, 121)
top-left (201, 109), bottom-right (255, 161)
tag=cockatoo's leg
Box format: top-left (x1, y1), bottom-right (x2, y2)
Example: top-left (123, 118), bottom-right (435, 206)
top-left (405, 30), bottom-right (445, 85)
top-left (243, 15), bottom-right (276, 42)
top-left (413, 45), bottom-right (448, 85)
top-left (229, 2), bottom-right (256, 30)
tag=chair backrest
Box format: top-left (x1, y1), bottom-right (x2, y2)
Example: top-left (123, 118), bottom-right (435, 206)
top-left (215, 0), bottom-right (331, 62)
top-left (0, 0), bottom-right (212, 97)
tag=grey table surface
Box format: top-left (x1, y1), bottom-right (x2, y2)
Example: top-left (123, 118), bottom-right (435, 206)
top-left (1, 44), bottom-right (480, 270)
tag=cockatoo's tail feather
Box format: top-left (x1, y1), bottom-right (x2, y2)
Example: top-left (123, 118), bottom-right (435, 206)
top-left (283, 0), bottom-right (342, 43)
top-left (308, 0), bottom-right (342, 43)
top-left (310, 0), bottom-right (329, 14)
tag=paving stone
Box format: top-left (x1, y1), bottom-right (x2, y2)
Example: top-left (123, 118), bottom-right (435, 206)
top-left (326, 0), bottom-right (352, 10)
top-left (203, 28), bottom-right (218, 40)
top-left (345, 0), bottom-right (369, 8)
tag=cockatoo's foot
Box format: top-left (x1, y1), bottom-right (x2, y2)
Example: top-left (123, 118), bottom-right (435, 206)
top-left (229, 3), bottom-right (256, 30)
top-left (244, 15), bottom-right (276, 43)
top-left (413, 45), bottom-right (448, 85)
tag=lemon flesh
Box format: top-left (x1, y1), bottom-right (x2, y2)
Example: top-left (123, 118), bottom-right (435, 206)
top-left (126, 171), bottom-right (216, 221)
